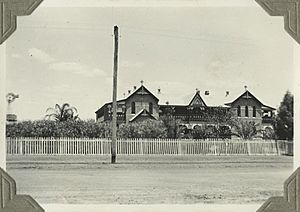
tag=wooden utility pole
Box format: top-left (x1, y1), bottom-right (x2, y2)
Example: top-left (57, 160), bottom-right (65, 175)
top-left (111, 25), bottom-right (119, 164)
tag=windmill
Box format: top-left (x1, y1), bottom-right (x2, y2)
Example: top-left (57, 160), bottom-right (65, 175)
top-left (6, 92), bottom-right (19, 123)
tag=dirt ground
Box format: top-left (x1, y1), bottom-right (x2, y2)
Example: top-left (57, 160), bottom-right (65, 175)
top-left (6, 155), bottom-right (293, 204)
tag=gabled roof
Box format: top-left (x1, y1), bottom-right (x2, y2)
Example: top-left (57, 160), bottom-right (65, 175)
top-left (95, 85), bottom-right (158, 114)
top-left (224, 90), bottom-right (276, 110)
top-left (126, 85), bottom-right (159, 102)
top-left (188, 91), bottom-right (207, 107)
top-left (129, 109), bottom-right (157, 122)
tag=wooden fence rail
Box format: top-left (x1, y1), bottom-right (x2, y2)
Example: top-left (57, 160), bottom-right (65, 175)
top-left (6, 137), bottom-right (293, 156)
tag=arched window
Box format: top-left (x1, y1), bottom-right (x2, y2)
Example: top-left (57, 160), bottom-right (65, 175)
top-left (149, 102), bottom-right (153, 114)
top-left (245, 106), bottom-right (249, 117)
top-left (237, 105), bottom-right (241, 117)
top-left (253, 106), bottom-right (256, 117)
top-left (131, 102), bottom-right (135, 114)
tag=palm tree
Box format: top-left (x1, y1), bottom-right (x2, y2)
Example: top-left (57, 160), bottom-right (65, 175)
top-left (45, 103), bottom-right (79, 122)
top-left (229, 118), bottom-right (261, 140)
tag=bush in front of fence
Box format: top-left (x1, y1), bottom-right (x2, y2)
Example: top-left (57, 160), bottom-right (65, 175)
top-left (6, 119), bottom-right (112, 138)
top-left (6, 119), bottom-right (269, 140)
top-left (118, 120), bottom-right (167, 138)
top-left (6, 119), bottom-right (232, 139)
top-left (6, 119), bottom-right (168, 138)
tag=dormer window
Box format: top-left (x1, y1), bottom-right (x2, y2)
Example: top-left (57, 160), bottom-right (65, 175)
top-left (131, 102), bottom-right (136, 114)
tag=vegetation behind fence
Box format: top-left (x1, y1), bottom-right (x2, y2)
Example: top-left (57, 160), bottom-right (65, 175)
top-left (6, 137), bottom-right (293, 156)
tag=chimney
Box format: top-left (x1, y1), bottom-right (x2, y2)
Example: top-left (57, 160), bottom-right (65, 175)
top-left (128, 90), bottom-right (131, 95)
top-left (133, 86), bottom-right (137, 90)
top-left (157, 88), bottom-right (161, 94)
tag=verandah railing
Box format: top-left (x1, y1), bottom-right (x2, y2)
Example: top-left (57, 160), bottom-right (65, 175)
top-left (6, 137), bottom-right (293, 156)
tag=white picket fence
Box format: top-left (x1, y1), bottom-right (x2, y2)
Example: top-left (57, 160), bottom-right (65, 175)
top-left (6, 137), bottom-right (293, 156)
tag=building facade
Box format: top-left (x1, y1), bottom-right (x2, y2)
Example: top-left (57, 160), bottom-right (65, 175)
top-left (95, 85), bottom-right (275, 130)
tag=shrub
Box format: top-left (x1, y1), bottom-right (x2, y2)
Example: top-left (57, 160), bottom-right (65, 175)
top-left (118, 120), bottom-right (167, 138)
top-left (6, 119), bottom-right (112, 138)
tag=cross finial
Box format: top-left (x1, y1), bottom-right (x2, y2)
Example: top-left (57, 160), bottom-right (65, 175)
top-left (140, 80), bottom-right (144, 85)
top-left (196, 88), bottom-right (200, 94)
top-left (244, 85), bottom-right (248, 91)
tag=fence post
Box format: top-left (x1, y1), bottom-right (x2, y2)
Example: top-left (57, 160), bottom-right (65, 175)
top-left (274, 140), bottom-right (279, 155)
top-left (213, 140), bottom-right (217, 156)
top-left (140, 139), bottom-right (143, 155)
top-left (178, 140), bottom-right (182, 155)
top-left (20, 138), bottom-right (23, 155)
top-left (247, 140), bottom-right (251, 155)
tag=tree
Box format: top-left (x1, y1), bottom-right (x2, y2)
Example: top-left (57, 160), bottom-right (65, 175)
top-left (159, 106), bottom-right (183, 139)
top-left (45, 103), bottom-right (79, 122)
top-left (207, 107), bottom-right (233, 138)
top-left (263, 127), bottom-right (275, 140)
top-left (275, 91), bottom-right (293, 140)
top-left (229, 118), bottom-right (261, 140)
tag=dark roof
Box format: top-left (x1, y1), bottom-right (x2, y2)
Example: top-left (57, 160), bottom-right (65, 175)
top-left (95, 99), bottom-right (125, 114)
top-left (224, 90), bottom-right (275, 110)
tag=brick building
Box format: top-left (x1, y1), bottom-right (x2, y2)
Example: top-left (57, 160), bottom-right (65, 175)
top-left (95, 84), bottom-right (275, 130)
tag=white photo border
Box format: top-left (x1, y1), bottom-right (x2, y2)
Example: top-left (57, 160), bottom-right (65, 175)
top-left (0, 0), bottom-right (299, 211)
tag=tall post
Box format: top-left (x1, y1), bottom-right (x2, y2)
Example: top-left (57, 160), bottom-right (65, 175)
top-left (111, 25), bottom-right (119, 164)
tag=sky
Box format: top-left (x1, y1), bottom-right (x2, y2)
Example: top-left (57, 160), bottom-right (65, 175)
top-left (6, 7), bottom-right (295, 120)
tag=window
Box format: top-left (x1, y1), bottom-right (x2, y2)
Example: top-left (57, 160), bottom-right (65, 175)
top-left (253, 106), bottom-right (256, 117)
top-left (149, 102), bottom-right (153, 114)
top-left (245, 106), bottom-right (249, 117)
top-left (131, 102), bottom-right (135, 114)
top-left (237, 105), bottom-right (241, 117)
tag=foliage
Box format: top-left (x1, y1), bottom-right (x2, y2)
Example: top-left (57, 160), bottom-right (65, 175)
top-left (159, 106), bottom-right (184, 138)
top-left (190, 125), bottom-right (206, 139)
top-left (45, 103), bottom-right (79, 122)
top-left (207, 107), bottom-right (233, 124)
top-left (275, 91), bottom-right (293, 140)
top-left (207, 107), bottom-right (233, 138)
top-left (263, 127), bottom-right (276, 140)
top-left (6, 119), bottom-right (166, 139)
top-left (189, 125), bottom-right (231, 139)
top-left (118, 120), bottom-right (167, 138)
top-left (6, 119), bottom-right (111, 138)
top-left (229, 118), bottom-right (261, 140)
